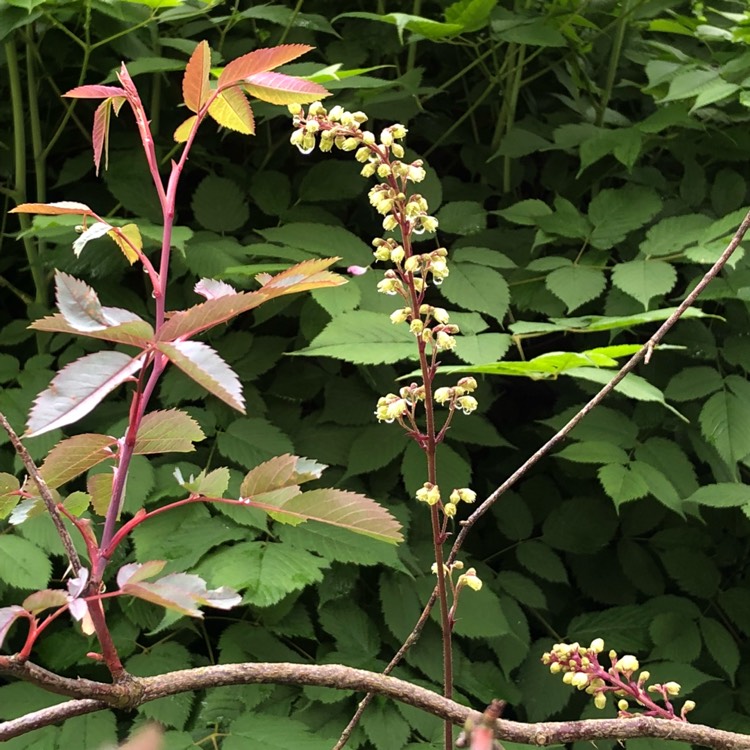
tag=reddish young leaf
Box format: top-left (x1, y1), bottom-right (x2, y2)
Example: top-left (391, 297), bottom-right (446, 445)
top-left (30, 313), bottom-right (154, 348)
top-left (157, 341), bottom-right (245, 412)
top-left (173, 115), bottom-right (198, 143)
top-left (240, 454), bottom-right (326, 497)
top-left (157, 257), bottom-right (344, 342)
top-left (92, 97), bottom-right (125, 175)
top-left (183, 40), bottom-right (211, 113)
top-left (26, 351), bottom-right (145, 438)
top-left (207, 87), bottom-right (255, 134)
top-left (194, 278), bottom-right (237, 300)
top-left (55, 271), bottom-right (110, 332)
top-left (64, 84), bottom-right (127, 99)
top-left (10, 201), bottom-right (95, 216)
top-left (22, 589), bottom-right (69, 615)
top-left (244, 71), bottom-right (330, 105)
top-left (217, 44), bottom-right (313, 89)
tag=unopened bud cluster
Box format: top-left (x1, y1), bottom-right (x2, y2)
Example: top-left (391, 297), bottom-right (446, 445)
top-left (432, 560), bottom-right (483, 593)
top-left (416, 482), bottom-right (477, 519)
top-left (541, 640), bottom-right (695, 721)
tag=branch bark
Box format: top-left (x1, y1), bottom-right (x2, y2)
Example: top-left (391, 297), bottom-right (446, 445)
top-left (1, 661), bottom-right (749, 749)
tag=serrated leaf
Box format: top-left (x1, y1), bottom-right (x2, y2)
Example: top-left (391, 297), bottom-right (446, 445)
top-left (665, 366), bottom-right (723, 401)
top-left (598, 462), bottom-right (650, 507)
top-left (685, 483), bottom-right (750, 507)
top-left (195, 278), bottom-right (237, 300)
top-left (217, 419), bottom-right (294, 471)
top-left (611, 259), bottom-right (677, 309)
top-left (0, 473), bottom-right (21, 518)
top-left (0, 536), bottom-right (51, 589)
top-left (346, 425), bottom-right (405, 476)
top-left (26, 351), bottom-right (144, 438)
top-left (545, 265), bottom-right (606, 312)
top-left (92, 97), bottom-right (123, 175)
top-left (699, 390), bottom-right (750, 466)
top-left (108, 223), bottom-right (141, 264)
top-left (64, 84), bottom-right (128, 99)
top-left (36, 433), bottom-right (116, 489)
top-left (516, 540), bottom-right (568, 583)
top-left (243, 71), bottom-right (329, 105)
top-left (10, 201), bottom-right (95, 217)
top-left (173, 115), bottom-right (197, 143)
top-left (362, 700), bottom-right (411, 750)
top-left (208, 87), bottom-right (255, 134)
top-left (54, 271), bottom-right (111, 331)
top-left (183, 40), bottom-right (211, 113)
top-left (556, 441), bottom-right (629, 464)
top-left (158, 340), bottom-right (244, 412)
top-left (134, 410), bottom-right (205, 454)
top-left (700, 616), bottom-right (740, 682)
top-left (588, 185), bottom-right (662, 249)
top-left (218, 44), bottom-right (314, 88)
top-left (440, 262), bottom-right (510, 323)
top-left (293, 310), bottom-right (416, 364)
top-left (192, 175), bottom-right (249, 233)
top-left (640, 214), bottom-right (712, 256)
top-left (252, 487), bottom-right (403, 544)
top-left (239, 453), bottom-right (326, 497)
top-left (257, 223), bottom-right (372, 266)
top-left (64, 491), bottom-right (91, 516)
top-left (226, 713), bottom-right (333, 750)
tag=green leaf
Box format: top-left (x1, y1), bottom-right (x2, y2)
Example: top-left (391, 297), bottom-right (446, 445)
top-left (335, 11), bottom-right (463, 41)
top-left (598, 462), bottom-right (650, 507)
top-left (516, 541), bottom-right (568, 583)
top-left (439, 262), bottom-right (510, 323)
top-left (226, 714), bottom-right (334, 750)
top-left (650, 612), bottom-right (701, 662)
top-left (198, 542), bottom-right (328, 608)
top-left (556, 441), bottom-right (629, 465)
top-left (402, 440), bottom-right (471, 497)
top-left (569, 605), bottom-right (652, 652)
top-left (258, 223), bottom-right (372, 267)
top-left (58, 711), bottom-right (117, 750)
top-left (665, 366), bottom-right (724, 402)
top-left (700, 387), bottom-right (750, 466)
top-left (685, 483), bottom-right (750, 507)
top-left (564, 367), bottom-right (685, 419)
top-left (446, 577), bottom-right (510, 638)
top-left (640, 214), bottom-right (712, 256)
top-left (191, 175), bottom-right (250, 233)
top-left (134, 410), bottom-right (205, 454)
top-left (362, 699), bottom-right (412, 750)
top-left (659, 548), bottom-right (720, 599)
top-left (435, 201), bottom-right (487, 235)
top-left (496, 198), bottom-right (551, 226)
top-left (217, 418), bottom-right (294, 470)
top-left (491, 11), bottom-right (566, 46)
top-left (35, 433), bottom-right (115, 490)
top-left (700, 616), bottom-right (740, 683)
top-left (0, 536), bottom-right (51, 589)
top-left (545, 265), bottom-right (606, 312)
top-left (277, 522), bottom-right (404, 569)
top-left (454, 333), bottom-right (512, 365)
top-left (127, 643), bottom-right (195, 729)
top-left (346, 424), bottom-right (405, 476)
top-left (293, 310), bottom-right (417, 365)
top-left (611, 259), bottom-right (677, 309)
top-left (0, 473), bottom-right (21, 518)
top-left (587, 186), bottom-right (662, 250)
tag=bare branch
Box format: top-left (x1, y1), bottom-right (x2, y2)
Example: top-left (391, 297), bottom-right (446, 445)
top-left (450, 205), bottom-right (750, 560)
top-left (1, 661), bottom-right (749, 749)
top-left (0, 411), bottom-right (82, 574)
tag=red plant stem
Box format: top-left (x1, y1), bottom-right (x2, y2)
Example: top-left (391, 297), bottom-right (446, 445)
top-left (18, 604), bottom-right (71, 658)
top-left (85, 597), bottom-right (125, 680)
top-left (56, 504), bottom-right (100, 562)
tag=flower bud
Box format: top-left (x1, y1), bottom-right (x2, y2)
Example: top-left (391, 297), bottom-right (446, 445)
top-left (355, 146), bottom-right (371, 163)
top-left (433, 307), bottom-right (450, 324)
top-left (618, 699), bottom-right (629, 711)
top-left (434, 387), bottom-right (453, 405)
top-left (589, 638), bottom-right (604, 654)
top-left (664, 681), bottom-right (681, 696)
top-left (458, 568), bottom-right (482, 591)
top-left (409, 319), bottom-right (424, 335)
top-left (390, 308), bottom-right (410, 325)
top-left (390, 246), bottom-right (405, 264)
top-left (361, 163), bottom-right (377, 177)
top-left (456, 396), bottom-right (478, 415)
top-left (416, 482), bottom-right (441, 505)
top-left (377, 163), bottom-right (392, 179)
top-left (594, 693), bottom-right (607, 710)
top-left (382, 215), bottom-right (399, 232)
top-left (392, 143), bottom-right (405, 158)
top-left (362, 130), bottom-right (376, 145)
top-left (443, 502), bottom-right (457, 518)
top-left (682, 700), bottom-right (696, 713)
top-left (615, 655), bottom-right (639, 674)
top-left (308, 101), bottom-right (325, 116)
top-left (328, 105), bottom-right (344, 120)
top-left (340, 137), bottom-right (359, 151)
top-left (571, 672), bottom-right (589, 688)
top-left (380, 129), bottom-right (394, 147)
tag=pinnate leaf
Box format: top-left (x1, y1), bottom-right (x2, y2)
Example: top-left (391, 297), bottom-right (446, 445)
top-left (92, 97), bottom-right (125, 175)
top-left (699, 388), bottom-right (750, 466)
top-left (208, 87), bottom-right (255, 135)
top-left (22, 589), bottom-right (68, 615)
top-left (183, 40), bottom-right (211, 113)
top-left (174, 115), bottom-right (198, 143)
top-left (218, 44), bottom-right (313, 88)
top-left (240, 454), bottom-right (325, 497)
top-left (26, 351), bottom-right (144, 438)
top-left (598, 462), bottom-right (650, 507)
top-left (440, 261), bottom-right (510, 323)
top-left (107, 223), bottom-right (142, 264)
top-left (64, 85), bottom-right (128, 99)
top-left (0, 536), bottom-right (51, 589)
top-left (545, 265), bottom-right (606, 312)
top-left (685, 483), bottom-right (750, 507)
top-left (134, 410), bottom-right (205, 454)
top-left (73, 221), bottom-right (113, 257)
top-left (158, 341), bottom-right (244, 412)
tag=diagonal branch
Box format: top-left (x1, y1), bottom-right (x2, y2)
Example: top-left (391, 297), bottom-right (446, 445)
top-left (0, 411), bottom-right (82, 574)
top-left (1, 661), bottom-right (749, 749)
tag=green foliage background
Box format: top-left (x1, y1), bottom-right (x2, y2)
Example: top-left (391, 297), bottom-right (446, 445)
top-left (2, 0), bottom-right (750, 747)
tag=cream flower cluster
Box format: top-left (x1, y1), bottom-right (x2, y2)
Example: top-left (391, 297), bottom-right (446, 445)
top-left (541, 640), bottom-right (695, 720)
